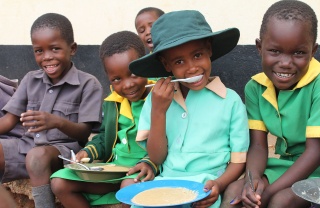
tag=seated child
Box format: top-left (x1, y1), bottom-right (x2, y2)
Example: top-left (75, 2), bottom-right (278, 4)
top-left (51, 31), bottom-right (157, 208)
top-left (129, 10), bottom-right (249, 208)
top-left (222, 1), bottom-right (320, 208)
top-left (135, 7), bottom-right (165, 53)
top-left (0, 13), bottom-right (103, 208)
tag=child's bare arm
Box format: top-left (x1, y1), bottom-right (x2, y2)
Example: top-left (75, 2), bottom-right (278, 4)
top-left (0, 112), bottom-right (19, 134)
top-left (148, 78), bottom-right (174, 165)
top-left (20, 110), bottom-right (91, 143)
top-left (241, 130), bottom-right (268, 207)
top-left (263, 137), bottom-right (320, 202)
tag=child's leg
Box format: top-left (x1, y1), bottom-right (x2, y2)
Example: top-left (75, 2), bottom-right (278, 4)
top-left (26, 145), bottom-right (62, 208)
top-left (268, 187), bottom-right (310, 208)
top-left (51, 178), bottom-right (120, 208)
top-left (0, 139), bottom-right (29, 183)
top-left (120, 178), bottom-right (136, 208)
top-left (220, 178), bottom-right (245, 208)
top-left (0, 185), bottom-right (16, 207)
top-left (0, 144), bottom-right (5, 173)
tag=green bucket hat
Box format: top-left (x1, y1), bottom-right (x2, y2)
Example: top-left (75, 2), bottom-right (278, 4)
top-left (129, 10), bottom-right (240, 78)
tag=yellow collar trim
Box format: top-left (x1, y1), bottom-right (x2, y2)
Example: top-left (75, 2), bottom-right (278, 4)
top-left (104, 80), bottom-right (156, 120)
top-left (252, 58), bottom-right (320, 110)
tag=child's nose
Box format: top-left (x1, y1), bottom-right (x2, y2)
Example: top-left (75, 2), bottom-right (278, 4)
top-left (42, 51), bottom-right (53, 60)
top-left (279, 54), bottom-right (292, 67)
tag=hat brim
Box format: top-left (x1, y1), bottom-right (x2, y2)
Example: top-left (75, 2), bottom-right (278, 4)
top-left (129, 28), bottom-right (240, 78)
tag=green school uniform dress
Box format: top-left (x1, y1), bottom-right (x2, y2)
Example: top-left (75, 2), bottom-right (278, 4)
top-left (245, 58), bottom-right (320, 184)
top-left (51, 81), bottom-right (157, 206)
top-left (137, 77), bottom-right (249, 208)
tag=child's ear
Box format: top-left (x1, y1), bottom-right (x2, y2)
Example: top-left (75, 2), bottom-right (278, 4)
top-left (312, 43), bottom-right (318, 57)
top-left (158, 56), bottom-right (172, 72)
top-left (70, 42), bottom-right (78, 56)
top-left (255, 38), bottom-right (262, 56)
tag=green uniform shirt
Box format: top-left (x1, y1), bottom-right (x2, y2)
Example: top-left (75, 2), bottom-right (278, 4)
top-left (245, 58), bottom-right (320, 183)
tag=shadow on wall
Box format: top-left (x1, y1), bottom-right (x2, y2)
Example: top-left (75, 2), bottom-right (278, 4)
top-left (1, 45), bottom-right (320, 100)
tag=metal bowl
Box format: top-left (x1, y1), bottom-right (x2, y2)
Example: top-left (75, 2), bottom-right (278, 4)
top-left (292, 178), bottom-right (320, 207)
top-left (64, 163), bottom-right (130, 182)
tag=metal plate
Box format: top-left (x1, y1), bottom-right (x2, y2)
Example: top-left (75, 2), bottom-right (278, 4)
top-left (64, 163), bottom-right (130, 181)
top-left (292, 178), bottom-right (320, 205)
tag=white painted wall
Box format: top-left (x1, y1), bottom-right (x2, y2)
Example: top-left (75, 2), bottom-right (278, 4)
top-left (0, 0), bottom-right (319, 45)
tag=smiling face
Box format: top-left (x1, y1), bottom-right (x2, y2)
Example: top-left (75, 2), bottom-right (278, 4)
top-left (31, 28), bottom-right (77, 84)
top-left (135, 11), bottom-right (160, 52)
top-left (159, 39), bottom-right (212, 93)
top-left (256, 17), bottom-right (318, 91)
top-left (103, 48), bottom-right (149, 102)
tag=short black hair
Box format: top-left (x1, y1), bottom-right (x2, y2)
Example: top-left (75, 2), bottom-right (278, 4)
top-left (30, 13), bottom-right (74, 44)
top-left (136, 7), bottom-right (165, 19)
top-left (99, 31), bottom-right (145, 60)
top-left (260, 0), bottom-right (318, 43)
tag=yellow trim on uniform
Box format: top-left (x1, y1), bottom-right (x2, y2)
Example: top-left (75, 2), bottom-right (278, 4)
top-left (144, 158), bottom-right (158, 172)
top-left (295, 58), bottom-right (320, 89)
top-left (248, 119), bottom-right (267, 132)
top-left (231, 152), bottom-right (247, 163)
top-left (306, 126), bottom-right (320, 138)
top-left (105, 80), bottom-right (156, 121)
top-left (252, 58), bottom-right (320, 111)
top-left (85, 145), bottom-right (99, 159)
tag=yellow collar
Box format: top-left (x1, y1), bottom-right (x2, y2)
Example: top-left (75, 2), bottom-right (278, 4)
top-left (252, 58), bottom-right (320, 110)
top-left (104, 80), bottom-right (155, 119)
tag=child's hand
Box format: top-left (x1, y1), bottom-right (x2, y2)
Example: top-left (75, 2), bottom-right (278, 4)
top-left (75, 150), bottom-right (89, 163)
top-left (192, 180), bottom-right (220, 208)
top-left (126, 162), bottom-right (155, 183)
top-left (20, 110), bottom-right (58, 132)
top-left (151, 77), bottom-right (175, 113)
top-left (240, 177), bottom-right (264, 208)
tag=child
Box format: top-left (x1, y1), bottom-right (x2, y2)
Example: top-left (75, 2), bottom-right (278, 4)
top-left (129, 10), bottom-right (249, 208)
top-left (135, 7), bottom-right (164, 53)
top-left (0, 13), bottom-right (103, 208)
top-left (51, 31), bottom-right (157, 208)
top-left (222, 1), bottom-right (320, 208)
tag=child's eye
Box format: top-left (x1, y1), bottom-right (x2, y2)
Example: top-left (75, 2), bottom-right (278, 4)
top-left (269, 49), bottom-right (280, 54)
top-left (294, 51), bottom-right (304, 55)
top-left (34, 49), bottom-right (43, 54)
top-left (52, 47), bottom-right (60, 51)
top-left (194, 53), bottom-right (202, 58)
top-left (131, 73), bottom-right (137, 78)
top-left (111, 78), bottom-right (121, 83)
top-left (138, 28), bottom-right (145, 34)
top-left (175, 60), bottom-right (183, 65)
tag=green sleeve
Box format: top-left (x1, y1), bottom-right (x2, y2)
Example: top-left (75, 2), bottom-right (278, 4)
top-left (82, 101), bottom-right (116, 161)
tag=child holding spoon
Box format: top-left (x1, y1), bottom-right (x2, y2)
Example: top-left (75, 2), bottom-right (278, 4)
top-left (129, 10), bottom-right (249, 208)
top-left (222, 1), bottom-right (320, 207)
top-left (51, 31), bottom-right (157, 208)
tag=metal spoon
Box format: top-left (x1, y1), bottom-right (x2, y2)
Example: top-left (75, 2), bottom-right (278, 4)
top-left (145, 74), bottom-right (203, 87)
top-left (58, 155), bottom-right (103, 171)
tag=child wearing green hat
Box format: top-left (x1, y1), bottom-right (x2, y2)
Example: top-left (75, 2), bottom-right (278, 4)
top-left (129, 10), bottom-right (249, 208)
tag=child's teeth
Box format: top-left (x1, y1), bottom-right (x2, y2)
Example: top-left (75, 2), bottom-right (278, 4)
top-left (276, 73), bottom-right (293, 78)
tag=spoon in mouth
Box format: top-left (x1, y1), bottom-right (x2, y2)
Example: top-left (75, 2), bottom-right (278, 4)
top-left (145, 74), bottom-right (203, 87)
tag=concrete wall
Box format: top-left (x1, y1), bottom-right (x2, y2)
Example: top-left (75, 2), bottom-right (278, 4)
top-left (1, 0), bottom-right (320, 99)
top-left (1, 0), bottom-right (319, 45)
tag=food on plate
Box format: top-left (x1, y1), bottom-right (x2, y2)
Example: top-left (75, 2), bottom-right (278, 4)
top-left (131, 187), bottom-right (198, 206)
